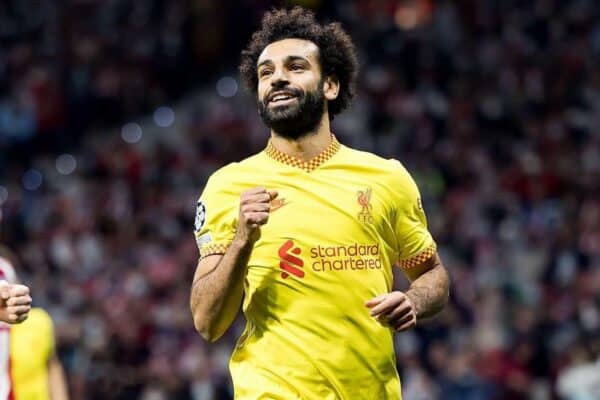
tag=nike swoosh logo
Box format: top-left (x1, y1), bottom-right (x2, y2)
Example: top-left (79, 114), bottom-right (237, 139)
top-left (270, 198), bottom-right (287, 212)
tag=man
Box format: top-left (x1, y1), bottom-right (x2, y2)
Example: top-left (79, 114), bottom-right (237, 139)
top-left (0, 249), bottom-right (67, 400)
top-left (190, 7), bottom-right (450, 399)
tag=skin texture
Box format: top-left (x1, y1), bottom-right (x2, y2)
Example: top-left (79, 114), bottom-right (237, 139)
top-left (257, 39), bottom-right (339, 161)
top-left (0, 281), bottom-right (31, 324)
top-left (256, 39), bottom-right (333, 140)
top-left (190, 38), bottom-right (450, 341)
top-left (365, 254), bottom-right (449, 331)
top-left (190, 188), bottom-right (277, 341)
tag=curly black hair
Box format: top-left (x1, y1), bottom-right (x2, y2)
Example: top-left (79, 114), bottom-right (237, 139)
top-left (239, 7), bottom-right (358, 118)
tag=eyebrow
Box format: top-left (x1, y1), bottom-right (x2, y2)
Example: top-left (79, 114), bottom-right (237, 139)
top-left (257, 55), bottom-right (310, 69)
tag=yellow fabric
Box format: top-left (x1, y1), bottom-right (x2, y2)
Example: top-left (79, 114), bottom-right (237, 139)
top-left (194, 138), bottom-right (435, 400)
top-left (10, 308), bottom-right (54, 400)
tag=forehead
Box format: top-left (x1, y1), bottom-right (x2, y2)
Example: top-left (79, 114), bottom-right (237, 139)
top-left (257, 38), bottom-right (320, 65)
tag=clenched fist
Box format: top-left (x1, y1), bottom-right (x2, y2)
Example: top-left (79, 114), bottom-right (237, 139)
top-left (0, 281), bottom-right (31, 324)
top-left (234, 187), bottom-right (278, 245)
top-left (365, 291), bottom-right (417, 332)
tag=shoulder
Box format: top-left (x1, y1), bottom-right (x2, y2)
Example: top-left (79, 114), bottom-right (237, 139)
top-left (341, 145), bottom-right (417, 190)
top-left (204, 153), bottom-right (265, 190)
top-left (19, 307), bottom-right (53, 333)
top-left (340, 145), bottom-right (390, 166)
top-left (200, 162), bottom-right (242, 199)
top-left (199, 153), bottom-right (267, 206)
top-left (205, 162), bottom-right (239, 185)
top-left (29, 307), bottom-right (52, 325)
top-left (340, 145), bottom-right (406, 172)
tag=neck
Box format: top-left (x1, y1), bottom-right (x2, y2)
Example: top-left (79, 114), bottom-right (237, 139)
top-left (270, 115), bottom-right (332, 161)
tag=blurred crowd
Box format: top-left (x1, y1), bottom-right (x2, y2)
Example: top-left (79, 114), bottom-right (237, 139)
top-left (0, 0), bottom-right (599, 399)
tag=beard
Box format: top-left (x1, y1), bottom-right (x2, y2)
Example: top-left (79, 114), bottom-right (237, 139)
top-left (258, 83), bottom-right (326, 140)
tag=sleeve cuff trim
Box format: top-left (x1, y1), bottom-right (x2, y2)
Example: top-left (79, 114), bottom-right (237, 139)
top-left (200, 243), bottom-right (230, 259)
top-left (398, 243), bottom-right (436, 269)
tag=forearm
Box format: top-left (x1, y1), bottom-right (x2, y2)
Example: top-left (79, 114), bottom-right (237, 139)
top-left (405, 257), bottom-right (449, 320)
top-left (48, 357), bottom-right (69, 400)
top-left (190, 239), bottom-right (253, 341)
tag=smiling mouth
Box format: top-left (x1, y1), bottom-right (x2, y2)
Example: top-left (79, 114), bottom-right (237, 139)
top-left (269, 97), bottom-right (297, 107)
top-left (268, 91), bottom-right (299, 106)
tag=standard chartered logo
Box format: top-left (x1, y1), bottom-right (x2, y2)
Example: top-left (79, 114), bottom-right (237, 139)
top-left (277, 241), bottom-right (382, 278)
top-left (310, 243), bottom-right (382, 271)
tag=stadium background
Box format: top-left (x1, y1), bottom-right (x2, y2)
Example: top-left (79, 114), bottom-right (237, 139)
top-left (0, 0), bottom-right (598, 399)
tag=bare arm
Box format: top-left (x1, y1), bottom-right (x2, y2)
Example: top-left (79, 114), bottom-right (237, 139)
top-left (405, 253), bottom-right (450, 320)
top-left (190, 240), bottom-right (253, 342)
top-left (366, 252), bottom-right (449, 331)
top-left (190, 187), bottom-right (277, 342)
top-left (48, 355), bottom-right (69, 400)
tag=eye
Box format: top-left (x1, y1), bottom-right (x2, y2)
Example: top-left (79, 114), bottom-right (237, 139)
top-left (259, 69), bottom-right (272, 78)
top-left (290, 64), bottom-right (304, 71)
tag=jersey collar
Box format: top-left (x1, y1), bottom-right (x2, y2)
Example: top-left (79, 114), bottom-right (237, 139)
top-left (265, 135), bottom-right (341, 173)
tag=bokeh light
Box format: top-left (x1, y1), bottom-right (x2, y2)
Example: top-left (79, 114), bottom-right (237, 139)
top-left (121, 122), bottom-right (143, 143)
top-left (22, 169), bottom-right (43, 191)
top-left (153, 106), bottom-right (175, 128)
top-left (216, 76), bottom-right (238, 98)
top-left (56, 154), bottom-right (77, 175)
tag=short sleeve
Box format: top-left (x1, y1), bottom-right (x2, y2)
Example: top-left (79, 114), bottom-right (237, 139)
top-left (391, 161), bottom-right (436, 270)
top-left (194, 175), bottom-right (237, 259)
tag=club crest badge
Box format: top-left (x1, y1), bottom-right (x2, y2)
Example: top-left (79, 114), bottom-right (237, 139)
top-left (357, 187), bottom-right (374, 224)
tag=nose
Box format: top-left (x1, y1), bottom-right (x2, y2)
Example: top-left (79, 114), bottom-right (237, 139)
top-left (270, 67), bottom-right (289, 88)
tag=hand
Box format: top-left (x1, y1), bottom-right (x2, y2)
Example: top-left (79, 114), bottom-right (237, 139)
top-left (0, 281), bottom-right (31, 324)
top-left (365, 291), bottom-right (417, 332)
top-left (234, 187), bottom-right (278, 245)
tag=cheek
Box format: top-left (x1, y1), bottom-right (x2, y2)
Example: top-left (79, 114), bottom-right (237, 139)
top-left (302, 75), bottom-right (322, 93)
top-left (257, 81), bottom-right (268, 100)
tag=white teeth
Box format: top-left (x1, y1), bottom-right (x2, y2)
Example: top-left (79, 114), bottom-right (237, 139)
top-left (271, 94), bottom-right (293, 102)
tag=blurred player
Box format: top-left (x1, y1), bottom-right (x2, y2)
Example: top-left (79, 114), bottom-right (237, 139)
top-left (190, 7), bottom-right (450, 399)
top-left (0, 184), bottom-right (33, 399)
top-left (0, 257), bottom-right (31, 325)
top-left (0, 248), bottom-right (68, 400)
top-left (0, 212), bottom-right (33, 327)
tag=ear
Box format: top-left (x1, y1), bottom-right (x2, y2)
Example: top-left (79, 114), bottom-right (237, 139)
top-left (323, 76), bottom-right (340, 101)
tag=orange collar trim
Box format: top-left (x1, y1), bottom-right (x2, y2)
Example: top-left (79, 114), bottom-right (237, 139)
top-left (265, 135), bottom-right (341, 172)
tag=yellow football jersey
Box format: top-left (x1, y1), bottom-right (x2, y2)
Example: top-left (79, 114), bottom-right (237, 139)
top-left (10, 308), bottom-right (54, 400)
top-left (194, 136), bottom-right (436, 400)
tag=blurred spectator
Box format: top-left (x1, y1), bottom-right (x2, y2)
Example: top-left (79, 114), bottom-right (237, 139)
top-left (557, 357), bottom-right (600, 400)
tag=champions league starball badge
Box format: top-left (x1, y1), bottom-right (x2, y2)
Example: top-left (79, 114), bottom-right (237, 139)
top-left (194, 201), bottom-right (206, 232)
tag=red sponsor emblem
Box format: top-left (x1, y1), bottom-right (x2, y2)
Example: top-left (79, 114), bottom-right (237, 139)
top-left (278, 240), bottom-right (304, 279)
